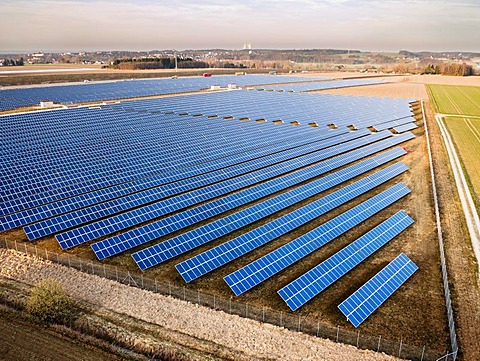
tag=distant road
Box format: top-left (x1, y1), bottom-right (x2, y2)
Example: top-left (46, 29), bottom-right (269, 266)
top-left (0, 68), bottom-right (99, 74)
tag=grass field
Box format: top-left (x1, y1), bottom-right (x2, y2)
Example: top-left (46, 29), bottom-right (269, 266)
top-left (427, 84), bottom-right (480, 209)
top-left (428, 84), bottom-right (480, 116)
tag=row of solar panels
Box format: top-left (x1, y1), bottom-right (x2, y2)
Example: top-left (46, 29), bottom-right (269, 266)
top-left (0, 91), bottom-right (414, 213)
top-left (0, 89), bottom-right (419, 325)
top-left (0, 74), bottom-right (330, 110)
top-left (110, 90), bottom-right (414, 129)
top-left (255, 78), bottom-right (384, 92)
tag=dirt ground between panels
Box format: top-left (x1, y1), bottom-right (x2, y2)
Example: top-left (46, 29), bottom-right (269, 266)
top-left (3, 107), bottom-right (450, 356)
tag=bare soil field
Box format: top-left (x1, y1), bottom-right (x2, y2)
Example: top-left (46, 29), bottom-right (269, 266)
top-left (0, 249), bottom-right (403, 361)
top-left (0, 308), bottom-right (121, 361)
top-left (321, 74), bottom-right (480, 99)
top-left (320, 81), bottom-right (428, 100)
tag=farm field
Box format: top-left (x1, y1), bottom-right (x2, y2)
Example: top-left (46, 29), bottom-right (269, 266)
top-left (427, 84), bottom-right (480, 210)
top-left (428, 84), bottom-right (480, 116)
top-left (442, 117), bottom-right (480, 208)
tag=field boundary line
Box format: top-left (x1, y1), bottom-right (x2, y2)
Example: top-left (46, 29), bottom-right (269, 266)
top-left (421, 99), bottom-right (459, 361)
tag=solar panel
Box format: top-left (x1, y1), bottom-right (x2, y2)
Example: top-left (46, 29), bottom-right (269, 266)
top-left (78, 132), bottom-right (394, 257)
top-left (338, 253), bottom-right (418, 327)
top-left (277, 211), bottom-right (414, 311)
top-left (25, 129), bottom-right (371, 241)
top-left (132, 146), bottom-right (408, 270)
top-left (175, 168), bottom-right (410, 284)
top-left (0, 75), bottom-right (330, 111)
top-left (393, 123), bottom-right (418, 133)
top-left (2, 125), bottom-right (348, 228)
top-left (224, 184), bottom-right (411, 296)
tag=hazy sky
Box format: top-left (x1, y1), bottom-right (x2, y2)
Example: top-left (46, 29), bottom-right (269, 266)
top-left (1, 0), bottom-right (479, 52)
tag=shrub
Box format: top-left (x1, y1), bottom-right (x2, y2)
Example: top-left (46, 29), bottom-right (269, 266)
top-left (25, 279), bottom-right (77, 325)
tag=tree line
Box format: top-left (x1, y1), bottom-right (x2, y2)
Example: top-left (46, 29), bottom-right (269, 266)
top-left (423, 63), bottom-right (474, 76)
top-left (110, 57), bottom-right (209, 70)
top-left (1, 57), bottom-right (25, 66)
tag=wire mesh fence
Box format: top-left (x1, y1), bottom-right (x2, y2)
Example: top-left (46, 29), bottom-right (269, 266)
top-left (1, 237), bottom-right (451, 361)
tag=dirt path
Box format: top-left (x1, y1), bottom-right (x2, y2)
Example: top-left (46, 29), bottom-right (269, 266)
top-left (0, 249), bottom-right (401, 361)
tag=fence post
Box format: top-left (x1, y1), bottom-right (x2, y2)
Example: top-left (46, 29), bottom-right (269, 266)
top-left (183, 286), bottom-right (186, 301)
top-left (35, 245), bottom-right (38, 258)
top-left (420, 345), bottom-right (425, 361)
top-left (91, 262), bottom-right (94, 275)
top-left (356, 330), bottom-right (360, 348)
top-left (298, 316), bottom-right (301, 332)
top-left (229, 298), bottom-right (232, 313)
top-left (336, 326), bottom-right (339, 342)
top-left (398, 338), bottom-right (403, 358)
top-left (280, 311), bottom-right (283, 327)
top-left (14, 240), bottom-right (17, 251)
top-left (24, 243), bottom-right (27, 255)
top-left (262, 306), bottom-right (265, 322)
top-left (377, 336), bottom-right (381, 352)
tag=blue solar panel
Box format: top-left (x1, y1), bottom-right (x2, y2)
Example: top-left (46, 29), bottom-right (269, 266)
top-left (175, 168), bottom-right (410, 284)
top-left (74, 131), bottom-right (393, 256)
top-left (224, 185), bottom-right (411, 296)
top-left (256, 79), bottom-right (384, 92)
top-left (393, 123), bottom-right (418, 133)
top-left (0, 75), bottom-right (330, 111)
top-left (25, 129), bottom-right (371, 241)
top-left (338, 253), bottom-right (418, 327)
top-left (132, 146), bottom-right (408, 271)
top-left (277, 211), bottom-right (414, 311)
top-left (1, 124), bottom-right (348, 230)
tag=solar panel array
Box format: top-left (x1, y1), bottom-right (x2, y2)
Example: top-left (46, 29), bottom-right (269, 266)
top-left (338, 253), bottom-right (418, 327)
top-left (222, 182), bottom-right (410, 295)
top-left (255, 78), bottom-right (384, 92)
top-left (1, 74), bottom-right (331, 110)
top-left (132, 146), bottom-right (407, 270)
top-left (176, 171), bottom-right (409, 283)
top-left (277, 211), bottom-right (414, 311)
top-left (109, 90), bottom-right (414, 130)
top-left (1, 81), bottom-right (420, 326)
